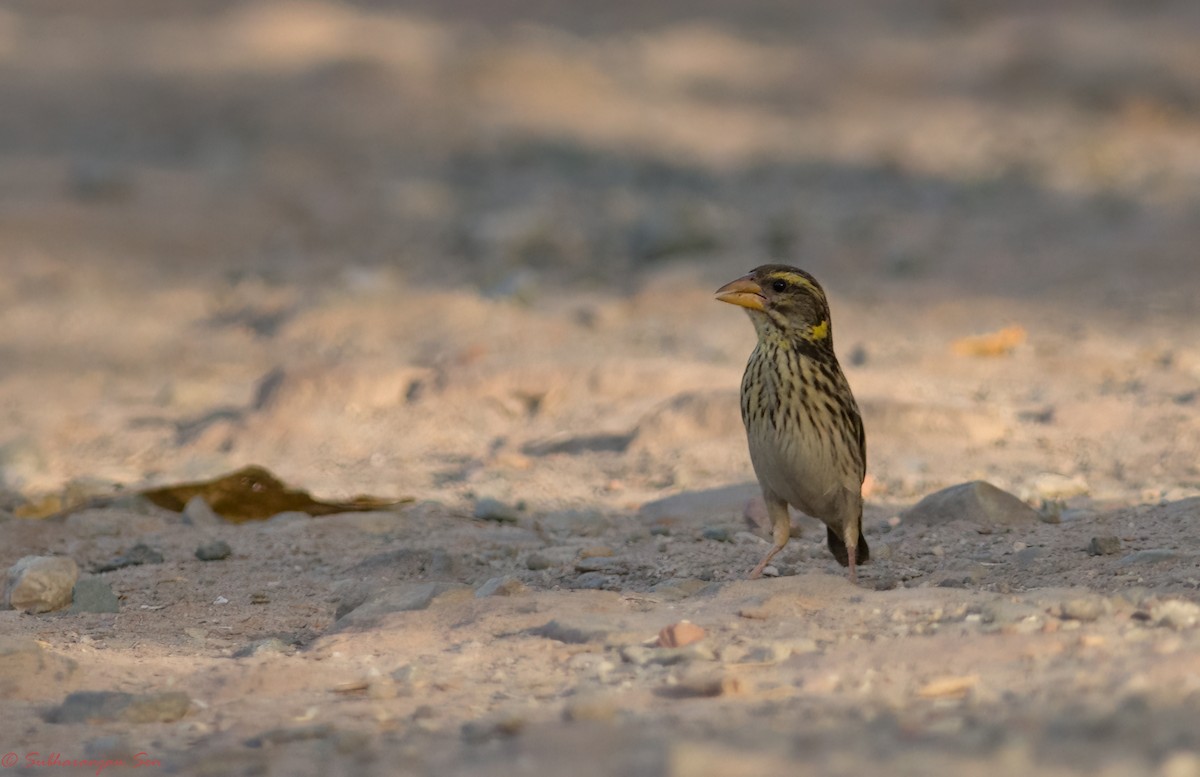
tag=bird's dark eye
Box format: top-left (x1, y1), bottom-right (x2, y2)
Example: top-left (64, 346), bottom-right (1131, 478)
top-left (771, 279), bottom-right (787, 293)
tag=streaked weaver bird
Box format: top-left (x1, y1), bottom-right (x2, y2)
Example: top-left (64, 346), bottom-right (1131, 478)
top-left (716, 265), bottom-right (868, 582)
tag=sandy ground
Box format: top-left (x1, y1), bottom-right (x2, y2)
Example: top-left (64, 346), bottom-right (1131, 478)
top-left (2, 1), bottom-right (1200, 775)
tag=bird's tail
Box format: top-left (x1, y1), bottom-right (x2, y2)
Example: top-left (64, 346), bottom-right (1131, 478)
top-left (827, 526), bottom-right (869, 567)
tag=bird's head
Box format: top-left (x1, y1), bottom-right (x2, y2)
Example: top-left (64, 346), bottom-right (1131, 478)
top-left (715, 264), bottom-right (833, 346)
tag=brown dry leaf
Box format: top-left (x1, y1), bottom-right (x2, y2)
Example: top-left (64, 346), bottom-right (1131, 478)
top-left (917, 675), bottom-right (979, 699)
top-left (657, 620), bottom-right (706, 648)
top-left (139, 465), bottom-right (412, 524)
top-left (951, 325), bottom-right (1027, 357)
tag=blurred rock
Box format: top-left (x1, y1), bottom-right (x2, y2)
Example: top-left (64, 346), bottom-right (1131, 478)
top-left (92, 543), bottom-right (164, 573)
top-left (184, 495), bottom-right (225, 527)
top-left (475, 575), bottom-right (528, 597)
top-left (902, 481), bottom-right (1038, 527)
top-left (473, 497), bottom-right (521, 523)
top-left (5, 555), bottom-right (80, 614)
top-left (0, 638), bottom-right (79, 699)
top-left (70, 577), bottom-right (120, 614)
top-left (639, 483), bottom-right (759, 532)
top-left (195, 540), bottom-right (233, 561)
top-left (1088, 536), bottom-right (1122, 556)
top-left (334, 582), bottom-right (469, 628)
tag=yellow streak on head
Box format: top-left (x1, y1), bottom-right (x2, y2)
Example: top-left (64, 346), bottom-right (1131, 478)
top-left (810, 319), bottom-right (830, 340)
top-left (768, 271), bottom-right (821, 296)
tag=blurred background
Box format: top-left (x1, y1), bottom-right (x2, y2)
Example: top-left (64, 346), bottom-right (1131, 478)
top-left (2, 0), bottom-right (1199, 510)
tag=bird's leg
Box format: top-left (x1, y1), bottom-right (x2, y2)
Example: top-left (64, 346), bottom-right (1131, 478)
top-left (846, 545), bottom-right (858, 584)
top-left (749, 496), bottom-right (791, 579)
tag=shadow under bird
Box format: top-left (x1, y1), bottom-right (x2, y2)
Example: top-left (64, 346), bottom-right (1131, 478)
top-left (716, 265), bottom-right (869, 582)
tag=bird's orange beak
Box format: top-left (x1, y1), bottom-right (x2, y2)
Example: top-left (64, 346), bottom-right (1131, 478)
top-left (715, 274), bottom-right (766, 312)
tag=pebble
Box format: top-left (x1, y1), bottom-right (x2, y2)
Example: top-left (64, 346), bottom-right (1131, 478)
top-left (195, 540), bottom-right (233, 561)
top-left (902, 481), bottom-right (1039, 527)
top-left (1015, 547), bottom-right (1043, 568)
top-left (578, 546), bottom-right (614, 559)
top-left (574, 558), bottom-right (627, 574)
top-left (1058, 597), bottom-right (1110, 622)
top-left (473, 497), bottom-right (521, 524)
top-left (474, 575), bottom-right (528, 597)
top-left (637, 483), bottom-right (759, 532)
top-left (1116, 549), bottom-right (1182, 567)
top-left (1088, 536), bottom-right (1122, 556)
top-left (70, 577), bottom-right (120, 614)
top-left (45, 690), bottom-right (191, 724)
top-left (4, 555), bottom-right (80, 614)
top-left (92, 543), bottom-right (164, 573)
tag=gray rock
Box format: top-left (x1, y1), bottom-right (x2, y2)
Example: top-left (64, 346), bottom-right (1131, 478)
top-left (1088, 536), bottom-right (1122, 556)
top-left (902, 481), bottom-right (1039, 527)
top-left (473, 498), bottom-right (521, 523)
top-left (525, 552), bottom-right (553, 571)
top-left (475, 575), bottom-right (529, 597)
top-left (702, 527), bottom-right (734, 542)
top-left (540, 508), bottom-right (610, 535)
top-left (1058, 597), bottom-right (1110, 622)
top-left (1015, 547), bottom-right (1044, 568)
top-left (0, 637), bottom-right (79, 699)
top-left (92, 543), bottom-right (164, 573)
top-left (638, 482), bottom-right (759, 531)
top-left (195, 540), bottom-right (233, 561)
top-left (1116, 549), bottom-right (1182, 567)
top-left (70, 578), bottom-right (120, 614)
top-left (334, 581), bottom-right (468, 627)
top-left (45, 691), bottom-right (191, 724)
top-left (5, 555), bottom-right (80, 614)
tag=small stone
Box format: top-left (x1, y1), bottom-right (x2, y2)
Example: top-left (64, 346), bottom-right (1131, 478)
top-left (760, 565), bottom-right (780, 577)
top-left (578, 546), bottom-right (614, 559)
top-left (657, 620), bottom-right (706, 648)
top-left (195, 540), bottom-right (233, 561)
top-left (526, 553), bottom-right (553, 571)
top-left (250, 592), bottom-right (270, 604)
top-left (916, 675), bottom-right (979, 699)
top-left (183, 495), bottom-right (224, 527)
top-left (70, 577), bottom-right (120, 614)
top-left (532, 618), bottom-right (636, 646)
top-left (46, 691), bottom-right (191, 724)
top-left (1058, 597), bottom-right (1109, 622)
top-left (1152, 600), bottom-right (1200, 630)
top-left (475, 575), bottom-right (528, 597)
top-left (574, 557), bottom-right (626, 573)
top-left (702, 527), bottom-right (733, 542)
top-left (5, 555), bottom-right (80, 614)
top-left (1015, 547), bottom-right (1043, 568)
top-left (902, 481), bottom-right (1038, 527)
top-left (473, 498), bottom-right (520, 523)
top-left (1117, 549), bottom-right (1182, 567)
top-left (92, 543), bottom-right (164, 573)
top-left (1088, 536), bottom-right (1122, 556)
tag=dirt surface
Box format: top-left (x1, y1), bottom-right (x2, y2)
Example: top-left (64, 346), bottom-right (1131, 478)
top-left (2, 1), bottom-right (1200, 775)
